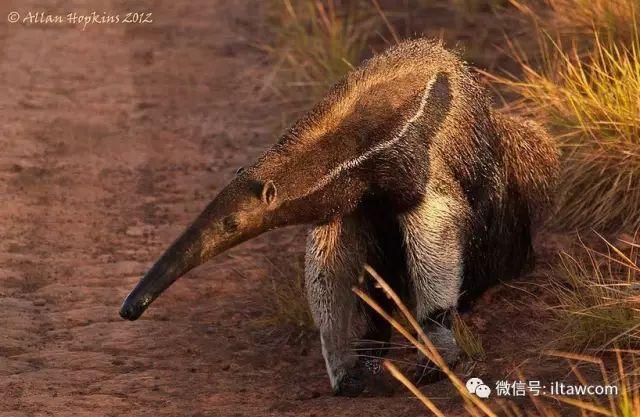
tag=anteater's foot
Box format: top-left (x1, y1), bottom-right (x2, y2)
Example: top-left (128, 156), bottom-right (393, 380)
top-left (414, 319), bottom-right (461, 385)
top-left (334, 355), bottom-right (388, 397)
top-left (335, 367), bottom-right (367, 397)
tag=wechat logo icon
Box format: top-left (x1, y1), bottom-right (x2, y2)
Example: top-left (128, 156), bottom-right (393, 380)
top-left (466, 377), bottom-right (491, 399)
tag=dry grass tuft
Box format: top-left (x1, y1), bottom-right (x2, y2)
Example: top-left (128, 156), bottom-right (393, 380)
top-left (536, 0), bottom-right (637, 44)
top-left (453, 312), bottom-right (486, 361)
top-left (491, 10), bottom-right (640, 232)
top-left (264, 0), bottom-right (378, 108)
top-left (254, 257), bottom-right (316, 337)
top-left (548, 233), bottom-right (640, 351)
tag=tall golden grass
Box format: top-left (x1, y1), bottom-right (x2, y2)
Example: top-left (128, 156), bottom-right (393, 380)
top-left (492, 5), bottom-right (640, 232)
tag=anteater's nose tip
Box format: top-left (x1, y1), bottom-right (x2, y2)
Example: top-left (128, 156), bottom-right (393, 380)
top-left (119, 301), bottom-right (143, 321)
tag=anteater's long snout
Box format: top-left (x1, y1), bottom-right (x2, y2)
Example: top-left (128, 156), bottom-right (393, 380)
top-left (119, 297), bottom-right (146, 321)
top-left (119, 178), bottom-right (279, 320)
top-left (119, 185), bottom-right (271, 320)
top-left (119, 226), bottom-right (204, 321)
top-left (119, 224), bottom-right (236, 321)
top-left (120, 260), bottom-right (173, 320)
top-left (119, 197), bottom-right (227, 321)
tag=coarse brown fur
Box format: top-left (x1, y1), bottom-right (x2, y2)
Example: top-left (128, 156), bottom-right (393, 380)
top-left (120, 39), bottom-right (559, 396)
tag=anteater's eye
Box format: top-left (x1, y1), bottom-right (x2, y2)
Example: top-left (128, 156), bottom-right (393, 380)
top-left (235, 166), bottom-right (245, 176)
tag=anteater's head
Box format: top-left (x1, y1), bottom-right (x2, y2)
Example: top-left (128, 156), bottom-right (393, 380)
top-left (119, 172), bottom-right (279, 320)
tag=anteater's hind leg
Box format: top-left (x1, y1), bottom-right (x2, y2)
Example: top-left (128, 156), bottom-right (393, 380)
top-left (305, 215), bottom-right (392, 397)
top-left (399, 186), bottom-right (469, 383)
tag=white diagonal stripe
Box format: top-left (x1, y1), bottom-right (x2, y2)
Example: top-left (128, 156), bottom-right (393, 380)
top-left (297, 74), bottom-right (438, 199)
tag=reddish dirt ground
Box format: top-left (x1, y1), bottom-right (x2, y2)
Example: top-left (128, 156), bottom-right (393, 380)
top-left (0, 1), bottom-right (595, 416)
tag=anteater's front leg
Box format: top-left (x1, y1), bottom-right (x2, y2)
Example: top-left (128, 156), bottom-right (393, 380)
top-left (305, 215), bottom-right (389, 397)
top-left (399, 187), bottom-right (469, 383)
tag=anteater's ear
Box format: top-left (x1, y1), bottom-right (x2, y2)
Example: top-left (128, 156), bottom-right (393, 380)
top-left (261, 180), bottom-right (277, 206)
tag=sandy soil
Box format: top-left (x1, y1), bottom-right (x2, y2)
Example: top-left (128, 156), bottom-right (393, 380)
top-left (0, 1), bottom-right (586, 416)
